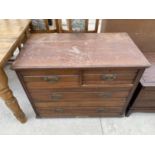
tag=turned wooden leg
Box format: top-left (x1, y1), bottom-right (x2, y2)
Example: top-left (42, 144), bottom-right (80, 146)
top-left (0, 67), bottom-right (27, 123)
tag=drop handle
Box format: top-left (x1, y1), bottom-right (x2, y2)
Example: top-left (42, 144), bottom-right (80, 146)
top-left (101, 74), bottom-right (117, 81)
top-left (98, 92), bottom-right (112, 98)
top-left (96, 108), bottom-right (105, 113)
top-left (55, 108), bottom-right (64, 113)
top-left (51, 93), bottom-right (63, 101)
top-left (43, 76), bottom-right (59, 83)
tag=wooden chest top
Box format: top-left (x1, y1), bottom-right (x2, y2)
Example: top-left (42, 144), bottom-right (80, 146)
top-left (13, 33), bottom-right (150, 69)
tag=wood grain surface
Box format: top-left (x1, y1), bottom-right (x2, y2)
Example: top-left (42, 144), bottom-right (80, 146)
top-left (0, 19), bottom-right (31, 66)
top-left (0, 19), bottom-right (30, 123)
top-left (140, 52), bottom-right (155, 86)
top-left (12, 33), bottom-right (150, 69)
top-left (101, 19), bottom-right (155, 53)
top-left (36, 106), bottom-right (123, 118)
top-left (13, 32), bottom-right (149, 118)
top-left (100, 19), bottom-right (155, 115)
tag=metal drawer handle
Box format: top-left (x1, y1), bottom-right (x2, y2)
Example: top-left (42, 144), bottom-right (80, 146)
top-left (101, 74), bottom-right (117, 81)
top-left (51, 93), bottom-right (62, 101)
top-left (43, 76), bottom-right (59, 83)
top-left (55, 108), bottom-right (64, 113)
top-left (97, 108), bottom-right (105, 113)
top-left (98, 92), bottom-right (112, 98)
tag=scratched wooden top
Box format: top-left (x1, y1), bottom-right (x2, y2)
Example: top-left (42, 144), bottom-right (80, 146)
top-left (0, 19), bottom-right (31, 66)
top-left (141, 52), bottom-right (155, 86)
top-left (13, 33), bottom-right (150, 69)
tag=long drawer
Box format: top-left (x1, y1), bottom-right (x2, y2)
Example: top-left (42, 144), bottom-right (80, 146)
top-left (36, 106), bottom-right (123, 118)
top-left (34, 100), bottom-right (125, 107)
top-left (29, 88), bottom-right (131, 103)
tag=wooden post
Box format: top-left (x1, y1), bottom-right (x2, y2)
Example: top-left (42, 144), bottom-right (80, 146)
top-left (68, 19), bottom-right (72, 32)
top-left (94, 19), bottom-right (99, 33)
top-left (85, 19), bottom-right (88, 32)
top-left (0, 67), bottom-right (27, 123)
top-left (44, 19), bottom-right (49, 32)
top-left (55, 19), bottom-right (59, 33)
top-left (58, 19), bottom-right (63, 33)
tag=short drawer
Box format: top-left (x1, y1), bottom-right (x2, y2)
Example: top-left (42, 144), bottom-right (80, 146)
top-left (20, 69), bottom-right (79, 76)
top-left (82, 69), bottom-right (137, 86)
top-left (20, 69), bottom-right (80, 89)
top-left (30, 90), bottom-right (130, 103)
top-left (23, 74), bottom-right (80, 89)
top-left (36, 107), bottom-right (123, 118)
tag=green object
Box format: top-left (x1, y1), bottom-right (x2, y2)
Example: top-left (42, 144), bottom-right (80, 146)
top-left (32, 19), bottom-right (46, 30)
top-left (72, 19), bottom-right (85, 32)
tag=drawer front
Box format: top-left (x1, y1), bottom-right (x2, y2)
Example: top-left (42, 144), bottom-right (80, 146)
top-left (82, 69), bottom-right (137, 86)
top-left (34, 100), bottom-right (125, 108)
top-left (20, 69), bottom-right (79, 76)
top-left (130, 108), bottom-right (155, 113)
top-left (137, 90), bottom-right (155, 100)
top-left (30, 90), bottom-right (130, 103)
top-left (20, 69), bottom-right (80, 89)
top-left (36, 107), bottom-right (123, 117)
top-left (133, 100), bottom-right (155, 108)
top-left (129, 88), bottom-right (155, 110)
top-left (23, 75), bottom-right (80, 89)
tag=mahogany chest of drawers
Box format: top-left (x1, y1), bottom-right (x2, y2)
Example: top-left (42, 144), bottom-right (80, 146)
top-left (12, 33), bottom-right (150, 118)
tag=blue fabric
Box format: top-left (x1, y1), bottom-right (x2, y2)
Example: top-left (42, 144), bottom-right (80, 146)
top-left (31, 19), bottom-right (46, 30)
